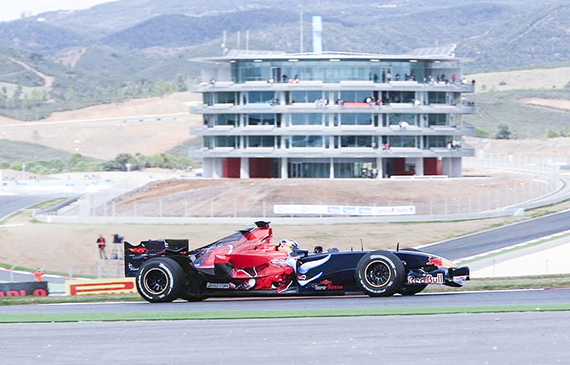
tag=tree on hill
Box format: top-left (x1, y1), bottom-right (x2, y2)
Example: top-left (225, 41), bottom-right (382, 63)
top-left (496, 123), bottom-right (513, 139)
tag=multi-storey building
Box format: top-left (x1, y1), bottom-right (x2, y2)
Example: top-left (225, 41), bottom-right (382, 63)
top-left (189, 46), bottom-right (475, 179)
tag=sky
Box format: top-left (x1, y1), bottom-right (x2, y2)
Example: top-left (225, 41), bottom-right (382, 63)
top-left (0, 0), bottom-right (119, 22)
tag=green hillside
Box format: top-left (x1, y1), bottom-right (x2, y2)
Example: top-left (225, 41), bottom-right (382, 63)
top-left (0, 0), bottom-right (568, 136)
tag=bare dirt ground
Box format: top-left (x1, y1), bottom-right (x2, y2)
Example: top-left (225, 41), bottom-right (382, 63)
top-left (1, 69), bottom-right (570, 276)
top-left (4, 200), bottom-right (568, 277)
top-left (0, 92), bottom-right (202, 160)
top-left (468, 67), bottom-right (570, 93)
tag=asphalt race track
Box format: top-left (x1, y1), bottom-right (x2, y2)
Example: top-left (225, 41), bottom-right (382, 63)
top-left (2, 196), bottom-right (570, 362)
top-left (2, 311), bottom-right (569, 364)
top-left (1, 290), bottom-right (570, 364)
top-left (424, 208), bottom-right (570, 260)
top-left (0, 193), bottom-right (73, 284)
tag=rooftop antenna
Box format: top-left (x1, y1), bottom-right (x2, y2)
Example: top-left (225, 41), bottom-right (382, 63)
top-left (312, 16), bottom-right (323, 55)
top-left (300, 12), bottom-right (303, 53)
top-left (222, 30), bottom-right (227, 55)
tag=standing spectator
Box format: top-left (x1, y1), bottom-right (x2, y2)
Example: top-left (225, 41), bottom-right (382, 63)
top-left (97, 234), bottom-right (107, 260)
top-left (111, 234), bottom-right (124, 260)
top-left (34, 268), bottom-right (43, 283)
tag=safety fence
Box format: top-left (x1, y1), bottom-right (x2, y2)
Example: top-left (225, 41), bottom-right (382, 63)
top-left (45, 152), bottom-right (560, 220)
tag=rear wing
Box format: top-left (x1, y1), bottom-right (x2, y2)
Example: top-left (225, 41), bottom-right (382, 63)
top-left (124, 239), bottom-right (189, 277)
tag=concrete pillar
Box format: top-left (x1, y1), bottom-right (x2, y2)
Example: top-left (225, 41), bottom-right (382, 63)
top-left (329, 158), bottom-right (334, 179)
top-left (203, 158), bottom-right (214, 178)
top-left (240, 158), bottom-right (250, 179)
top-left (415, 157), bottom-right (424, 176)
top-left (376, 157), bottom-right (383, 179)
top-left (212, 159), bottom-right (222, 179)
top-left (442, 157), bottom-right (462, 177)
top-left (281, 157), bottom-right (288, 179)
top-left (450, 157), bottom-right (462, 177)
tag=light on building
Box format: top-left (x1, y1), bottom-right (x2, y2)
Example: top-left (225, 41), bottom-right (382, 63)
top-left (253, 59), bottom-right (263, 63)
top-left (329, 59), bottom-right (340, 62)
top-left (369, 59), bottom-right (380, 62)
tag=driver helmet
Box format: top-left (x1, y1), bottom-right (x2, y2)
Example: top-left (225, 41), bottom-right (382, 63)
top-left (277, 239), bottom-right (298, 253)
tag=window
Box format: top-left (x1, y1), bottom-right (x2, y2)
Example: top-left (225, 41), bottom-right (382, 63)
top-left (291, 113), bottom-right (323, 126)
top-left (291, 135), bottom-right (323, 148)
top-left (204, 92), bottom-right (214, 106)
top-left (388, 113), bottom-right (416, 126)
top-left (215, 114), bottom-right (238, 126)
top-left (217, 92), bottom-right (237, 104)
top-left (215, 136), bottom-right (237, 148)
top-left (247, 91), bottom-right (274, 104)
top-left (428, 92), bottom-right (447, 104)
top-left (290, 91), bottom-right (323, 103)
top-left (247, 136), bottom-right (275, 148)
top-left (389, 91), bottom-right (415, 103)
top-left (247, 114), bottom-right (276, 126)
top-left (428, 114), bottom-right (447, 126)
top-left (340, 136), bottom-right (373, 148)
top-left (427, 136), bottom-right (450, 148)
top-left (389, 136), bottom-right (417, 147)
top-left (340, 114), bottom-right (373, 126)
top-left (340, 91), bottom-right (371, 103)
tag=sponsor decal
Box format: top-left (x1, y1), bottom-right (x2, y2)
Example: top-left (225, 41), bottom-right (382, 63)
top-left (66, 278), bottom-right (136, 296)
top-left (310, 279), bottom-right (345, 291)
top-left (427, 257), bottom-right (443, 267)
top-left (407, 273), bottom-right (444, 285)
top-left (0, 282), bottom-right (48, 297)
top-left (206, 282), bottom-right (231, 289)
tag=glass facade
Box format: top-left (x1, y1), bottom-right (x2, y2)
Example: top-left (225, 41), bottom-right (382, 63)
top-left (192, 50), bottom-right (474, 178)
top-left (231, 60), bottom-right (442, 83)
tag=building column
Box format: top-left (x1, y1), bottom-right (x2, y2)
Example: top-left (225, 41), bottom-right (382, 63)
top-left (329, 158), bottom-right (334, 179)
top-left (203, 158), bottom-right (214, 178)
top-left (281, 157), bottom-right (288, 179)
top-left (450, 157), bottom-right (462, 177)
top-left (441, 157), bottom-right (462, 177)
top-left (415, 157), bottom-right (424, 176)
top-left (240, 158), bottom-right (250, 179)
top-left (376, 157), bottom-right (383, 179)
top-left (212, 159), bottom-right (222, 179)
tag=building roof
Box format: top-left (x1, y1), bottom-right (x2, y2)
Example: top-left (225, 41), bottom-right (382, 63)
top-left (191, 46), bottom-right (470, 63)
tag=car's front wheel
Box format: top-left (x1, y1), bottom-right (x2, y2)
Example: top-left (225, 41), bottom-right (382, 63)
top-left (137, 257), bottom-right (185, 303)
top-left (397, 283), bottom-right (428, 296)
top-left (355, 251), bottom-right (405, 297)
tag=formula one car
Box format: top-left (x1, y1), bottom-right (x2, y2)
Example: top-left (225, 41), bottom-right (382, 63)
top-left (125, 221), bottom-right (469, 302)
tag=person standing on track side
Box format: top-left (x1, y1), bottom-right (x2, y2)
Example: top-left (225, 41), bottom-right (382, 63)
top-left (97, 234), bottom-right (107, 260)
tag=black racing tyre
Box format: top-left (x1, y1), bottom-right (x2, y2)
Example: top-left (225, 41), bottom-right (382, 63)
top-left (355, 251), bottom-right (405, 297)
top-left (397, 283), bottom-right (428, 296)
top-left (136, 257), bottom-right (185, 303)
top-left (183, 295), bottom-right (207, 302)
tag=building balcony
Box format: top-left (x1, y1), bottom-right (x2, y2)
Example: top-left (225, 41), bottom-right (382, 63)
top-left (188, 145), bottom-right (475, 159)
top-left (189, 80), bottom-right (476, 94)
top-left (190, 101), bottom-right (475, 115)
top-left (190, 124), bottom-right (475, 137)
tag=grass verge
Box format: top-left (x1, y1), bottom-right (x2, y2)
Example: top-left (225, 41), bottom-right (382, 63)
top-left (1, 304), bottom-right (569, 323)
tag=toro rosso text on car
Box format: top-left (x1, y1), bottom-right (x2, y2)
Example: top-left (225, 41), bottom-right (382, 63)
top-left (125, 221), bottom-right (469, 302)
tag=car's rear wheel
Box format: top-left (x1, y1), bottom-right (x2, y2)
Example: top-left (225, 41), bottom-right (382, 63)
top-left (137, 257), bottom-right (185, 303)
top-left (355, 251), bottom-right (405, 297)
